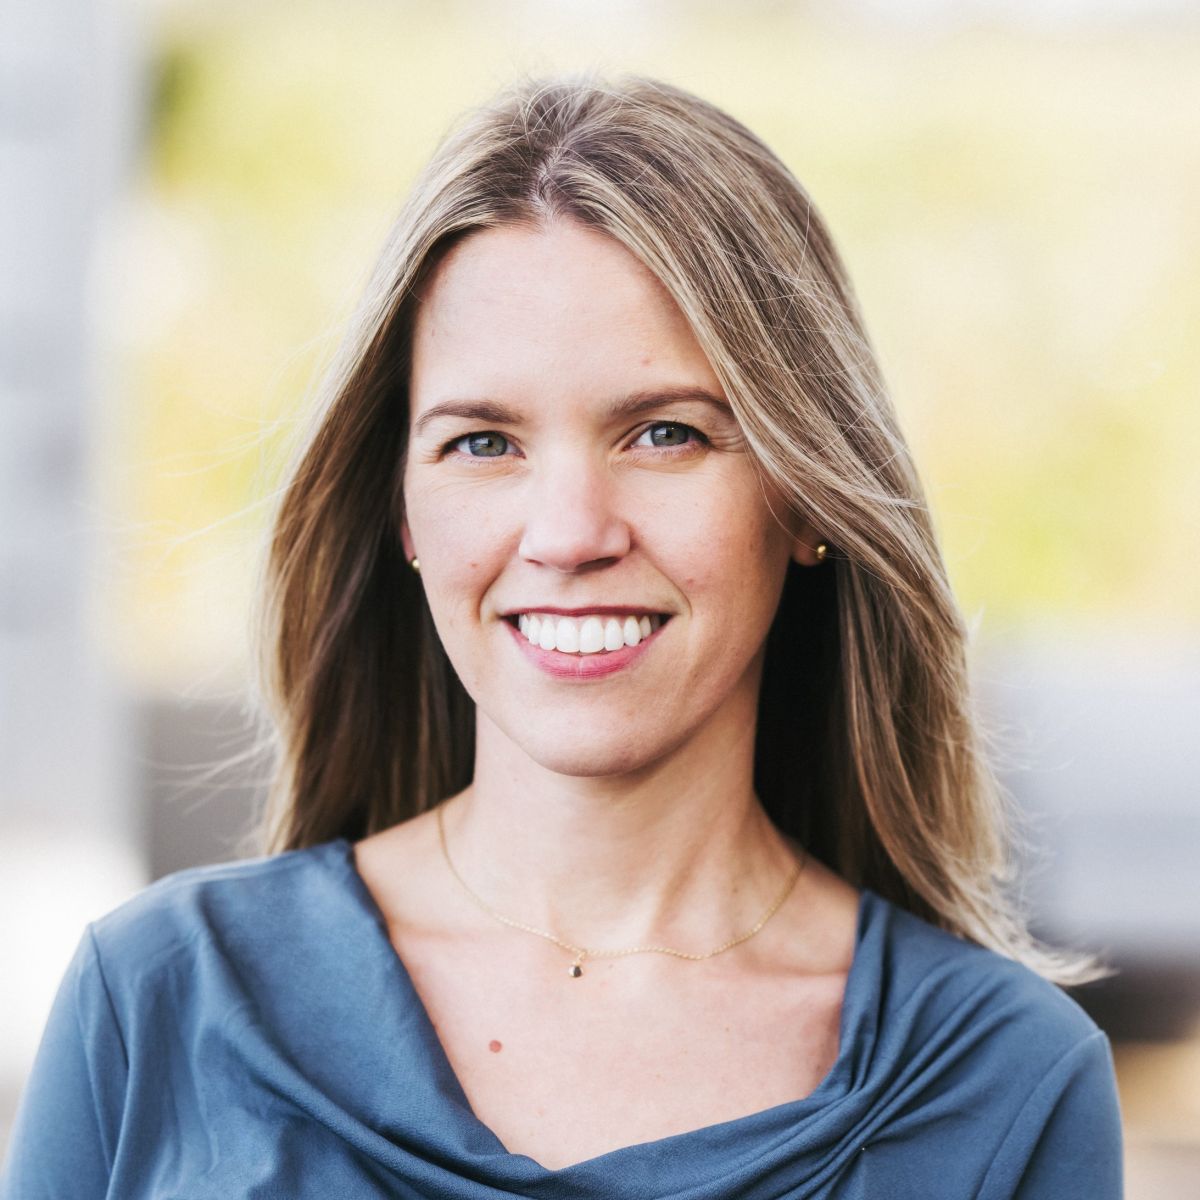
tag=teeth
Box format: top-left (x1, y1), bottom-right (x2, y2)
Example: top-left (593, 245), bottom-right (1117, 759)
top-left (555, 619), bottom-right (580, 653)
top-left (579, 616), bottom-right (605, 653)
top-left (515, 612), bottom-right (665, 655)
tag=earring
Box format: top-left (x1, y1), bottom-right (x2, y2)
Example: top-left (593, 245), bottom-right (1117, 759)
top-left (814, 542), bottom-right (828, 563)
top-left (410, 556), bottom-right (421, 574)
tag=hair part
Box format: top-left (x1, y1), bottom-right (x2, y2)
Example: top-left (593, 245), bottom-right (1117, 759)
top-left (250, 70), bottom-right (1104, 986)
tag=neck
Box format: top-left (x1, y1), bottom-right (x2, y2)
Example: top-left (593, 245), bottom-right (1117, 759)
top-left (441, 708), bottom-right (801, 953)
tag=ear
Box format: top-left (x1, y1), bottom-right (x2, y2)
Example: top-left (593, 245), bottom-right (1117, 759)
top-left (399, 515), bottom-right (416, 563)
top-left (789, 518), bottom-right (827, 568)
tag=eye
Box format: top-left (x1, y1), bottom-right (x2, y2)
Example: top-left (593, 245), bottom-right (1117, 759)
top-left (444, 431), bottom-right (512, 458)
top-left (633, 422), bottom-right (707, 450)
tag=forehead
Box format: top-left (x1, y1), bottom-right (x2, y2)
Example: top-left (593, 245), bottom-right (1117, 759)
top-left (408, 219), bottom-right (719, 407)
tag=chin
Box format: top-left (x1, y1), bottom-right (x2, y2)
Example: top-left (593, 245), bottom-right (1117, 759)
top-left (512, 731), bottom-right (665, 780)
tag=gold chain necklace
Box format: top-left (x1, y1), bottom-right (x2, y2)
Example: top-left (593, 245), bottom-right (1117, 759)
top-left (436, 799), bottom-right (806, 978)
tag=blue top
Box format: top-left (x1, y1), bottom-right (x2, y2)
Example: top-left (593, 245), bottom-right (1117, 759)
top-left (2, 839), bottom-right (1123, 1199)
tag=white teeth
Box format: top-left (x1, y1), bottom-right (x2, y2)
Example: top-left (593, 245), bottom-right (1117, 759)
top-left (578, 616), bottom-right (605, 654)
top-left (514, 612), bottom-right (666, 655)
top-left (554, 619), bottom-right (580, 653)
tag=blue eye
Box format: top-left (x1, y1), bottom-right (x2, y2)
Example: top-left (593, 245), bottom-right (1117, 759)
top-left (635, 422), bottom-right (704, 449)
top-left (441, 422), bottom-right (706, 461)
top-left (448, 431), bottom-right (510, 458)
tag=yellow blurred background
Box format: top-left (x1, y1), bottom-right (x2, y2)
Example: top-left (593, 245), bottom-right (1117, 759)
top-left (2, 0), bottom-right (1197, 1193)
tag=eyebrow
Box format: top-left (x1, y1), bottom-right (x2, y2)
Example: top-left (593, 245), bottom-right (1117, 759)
top-left (411, 386), bottom-right (733, 438)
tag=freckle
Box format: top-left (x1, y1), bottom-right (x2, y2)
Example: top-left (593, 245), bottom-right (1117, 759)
top-left (488, 1039), bottom-right (503, 1053)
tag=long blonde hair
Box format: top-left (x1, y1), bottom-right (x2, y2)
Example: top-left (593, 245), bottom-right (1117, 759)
top-left (252, 72), bottom-right (1100, 985)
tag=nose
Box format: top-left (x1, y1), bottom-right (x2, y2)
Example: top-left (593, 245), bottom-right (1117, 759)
top-left (517, 452), bottom-right (631, 572)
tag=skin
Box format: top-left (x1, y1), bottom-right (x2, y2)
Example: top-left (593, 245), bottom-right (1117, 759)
top-left (354, 217), bottom-right (860, 1170)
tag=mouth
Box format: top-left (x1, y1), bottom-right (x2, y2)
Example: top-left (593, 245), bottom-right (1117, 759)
top-left (503, 611), bottom-right (671, 656)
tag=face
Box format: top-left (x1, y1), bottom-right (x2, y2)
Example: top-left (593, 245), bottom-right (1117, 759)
top-left (402, 218), bottom-right (819, 778)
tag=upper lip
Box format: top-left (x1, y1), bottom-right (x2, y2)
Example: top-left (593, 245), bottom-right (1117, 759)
top-left (500, 604), bottom-right (669, 617)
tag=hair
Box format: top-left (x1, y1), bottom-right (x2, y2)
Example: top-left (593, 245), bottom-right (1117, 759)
top-left (250, 71), bottom-right (1101, 985)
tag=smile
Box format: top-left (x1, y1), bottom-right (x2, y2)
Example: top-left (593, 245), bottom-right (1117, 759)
top-left (503, 610), bottom-right (671, 681)
top-left (513, 612), bottom-right (664, 655)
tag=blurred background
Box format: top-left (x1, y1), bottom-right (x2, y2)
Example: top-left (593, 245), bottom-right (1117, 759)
top-left (1, 0), bottom-right (1197, 1192)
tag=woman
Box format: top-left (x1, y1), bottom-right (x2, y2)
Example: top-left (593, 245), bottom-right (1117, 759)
top-left (3, 74), bottom-right (1123, 1197)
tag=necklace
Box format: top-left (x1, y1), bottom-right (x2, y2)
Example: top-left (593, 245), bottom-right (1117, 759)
top-left (435, 799), bottom-right (806, 978)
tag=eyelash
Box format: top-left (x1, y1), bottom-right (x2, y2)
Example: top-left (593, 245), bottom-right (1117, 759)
top-left (439, 422), bottom-right (709, 461)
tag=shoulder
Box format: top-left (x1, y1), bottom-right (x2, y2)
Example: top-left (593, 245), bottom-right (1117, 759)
top-left (860, 891), bottom-right (1105, 1083)
top-left (830, 897), bottom-right (1122, 1197)
top-left (85, 840), bottom-right (357, 1004)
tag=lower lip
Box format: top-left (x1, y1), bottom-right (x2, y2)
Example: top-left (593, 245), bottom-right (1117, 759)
top-left (504, 618), bottom-right (668, 679)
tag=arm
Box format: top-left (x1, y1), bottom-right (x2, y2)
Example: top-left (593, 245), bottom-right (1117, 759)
top-left (978, 1029), bottom-right (1125, 1200)
top-left (0, 928), bottom-right (129, 1199)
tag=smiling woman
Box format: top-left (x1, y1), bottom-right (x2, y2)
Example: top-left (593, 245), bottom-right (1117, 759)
top-left (2, 74), bottom-right (1123, 1198)
top-left (399, 219), bottom-right (818, 765)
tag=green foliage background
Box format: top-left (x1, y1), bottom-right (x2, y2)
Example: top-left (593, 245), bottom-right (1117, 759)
top-left (103, 0), bottom-right (1199, 683)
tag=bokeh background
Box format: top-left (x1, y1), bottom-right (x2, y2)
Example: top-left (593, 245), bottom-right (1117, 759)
top-left (2, 0), bottom-right (1197, 1192)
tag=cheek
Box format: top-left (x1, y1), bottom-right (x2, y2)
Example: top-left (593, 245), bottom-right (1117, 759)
top-left (404, 483), bottom-right (511, 616)
top-left (653, 489), bottom-right (788, 602)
